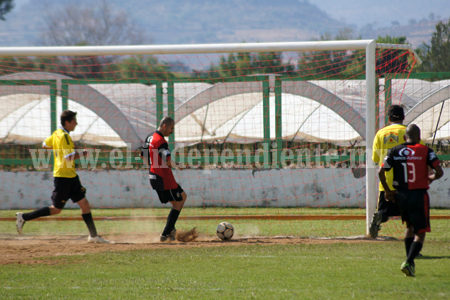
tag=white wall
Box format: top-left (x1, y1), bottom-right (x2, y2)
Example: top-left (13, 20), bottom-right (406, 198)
top-left (0, 168), bottom-right (448, 209)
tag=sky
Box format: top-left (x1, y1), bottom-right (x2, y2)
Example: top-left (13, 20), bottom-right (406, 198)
top-left (311, 0), bottom-right (450, 28)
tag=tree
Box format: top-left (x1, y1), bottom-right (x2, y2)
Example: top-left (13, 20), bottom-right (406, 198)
top-left (37, 0), bottom-right (152, 79)
top-left (429, 13), bottom-right (435, 21)
top-left (341, 35), bottom-right (411, 77)
top-left (112, 56), bottom-right (175, 81)
top-left (217, 53), bottom-right (253, 78)
top-left (375, 36), bottom-right (410, 75)
top-left (253, 52), bottom-right (295, 75)
top-left (298, 28), bottom-right (356, 78)
top-left (0, 0), bottom-right (13, 21)
top-left (415, 20), bottom-right (450, 72)
top-left (39, 0), bottom-right (148, 46)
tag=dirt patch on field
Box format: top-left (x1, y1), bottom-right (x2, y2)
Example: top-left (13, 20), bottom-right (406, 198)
top-left (0, 233), bottom-right (392, 265)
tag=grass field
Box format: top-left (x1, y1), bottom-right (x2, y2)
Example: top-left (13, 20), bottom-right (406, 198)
top-left (1, 208), bottom-right (449, 299)
top-left (1, 241), bottom-right (450, 299)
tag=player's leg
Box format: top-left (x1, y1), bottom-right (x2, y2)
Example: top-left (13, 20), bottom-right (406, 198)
top-left (77, 197), bottom-right (96, 237)
top-left (76, 198), bottom-right (111, 244)
top-left (369, 192), bottom-right (385, 238)
top-left (171, 191), bottom-right (187, 211)
top-left (71, 176), bottom-right (111, 243)
top-left (402, 201), bottom-right (423, 258)
top-left (404, 225), bottom-right (415, 257)
top-left (16, 178), bottom-right (67, 235)
top-left (401, 190), bottom-right (429, 276)
top-left (401, 223), bottom-right (417, 277)
top-left (407, 232), bottom-right (425, 262)
top-left (160, 186), bottom-right (186, 242)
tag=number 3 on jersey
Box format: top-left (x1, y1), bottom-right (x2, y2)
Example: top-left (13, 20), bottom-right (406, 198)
top-left (401, 162), bottom-right (416, 183)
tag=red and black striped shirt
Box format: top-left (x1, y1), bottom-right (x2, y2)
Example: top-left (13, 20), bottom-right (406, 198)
top-left (381, 142), bottom-right (440, 190)
top-left (141, 131), bottom-right (178, 191)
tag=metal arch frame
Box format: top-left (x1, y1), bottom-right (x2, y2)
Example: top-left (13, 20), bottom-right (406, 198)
top-left (0, 72), bottom-right (146, 150)
top-left (174, 79), bottom-right (366, 141)
top-left (61, 79), bottom-right (161, 150)
top-left (404, 84), bottom-right (450, 125)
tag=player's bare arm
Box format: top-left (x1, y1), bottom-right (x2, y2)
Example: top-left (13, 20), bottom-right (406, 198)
top-left (428, 164), bottom-right (444, 183)
top-left (378, 169), bottom-right (396, 201)
top-left (166, 157), bottom-right (182, 170)
top-left (65, 149), bottom-right (88, 162)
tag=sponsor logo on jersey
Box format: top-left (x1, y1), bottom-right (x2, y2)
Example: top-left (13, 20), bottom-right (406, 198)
top-left (393, 156), bottom-right (407, 160)
top-left (393, 155), bottom-right (422, 160)
top-left (399, 148), bottom-right (415, 157)
top-left (383, 132), bottom-right (399, 144)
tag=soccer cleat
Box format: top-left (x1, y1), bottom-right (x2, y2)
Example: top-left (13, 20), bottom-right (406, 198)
top-left (16, 212), bottom-right (25, 235)
top-left (87, 235), bottom-right (113, 244)
top-left (160, 228), bottom-right (176, 242)
top-left (369, 211), bottom-right (383, 238)
top-left (401, 261), bottom-right (415, 277)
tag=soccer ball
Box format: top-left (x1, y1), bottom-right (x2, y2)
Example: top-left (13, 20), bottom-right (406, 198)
top-left (216, 222), bottom-right (234, 240)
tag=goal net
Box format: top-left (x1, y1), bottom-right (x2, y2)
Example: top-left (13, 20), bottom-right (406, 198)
top-left (0, 41), bottom-right (420, 239)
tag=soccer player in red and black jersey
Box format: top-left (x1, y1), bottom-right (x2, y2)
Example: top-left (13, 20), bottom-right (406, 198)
top-left (141, 117), bottom-right (187, 242)
top-left (379, 124), bottom-right (443, 277)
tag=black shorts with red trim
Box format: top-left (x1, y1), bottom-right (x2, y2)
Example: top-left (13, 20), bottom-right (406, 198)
top-left (377, 191), bottom-right (401, 220)
top-left (51, 175), bottom-right (87, 209)
top-left (394, 188), bottom-right (430, 234)
top-left (155, 184), bottom-right (184, 204)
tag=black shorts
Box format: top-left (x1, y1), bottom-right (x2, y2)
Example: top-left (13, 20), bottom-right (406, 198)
top-left (394, 189), bottom-right (431, 234)
top-left (51, 176), bottom-right (87, 209)
top-left (155, 185), bottom-right (184, 204)
top-left (377, 191), bottom-right (401, 219)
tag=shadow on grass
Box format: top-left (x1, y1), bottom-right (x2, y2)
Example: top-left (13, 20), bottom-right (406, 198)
top-left (417, 255), bottom-right (450, 260)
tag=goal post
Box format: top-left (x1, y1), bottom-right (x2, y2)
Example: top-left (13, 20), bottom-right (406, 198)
top-left (0, 40), bottom-right (421, 238)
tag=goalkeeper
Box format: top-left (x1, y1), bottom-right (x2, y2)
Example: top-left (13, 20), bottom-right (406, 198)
top-left (370, 105), bottom-right (424, 238)
top-left (141, 117), bottom-right (187, 242)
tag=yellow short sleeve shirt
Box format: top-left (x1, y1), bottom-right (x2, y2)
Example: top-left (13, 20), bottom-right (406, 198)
top-left (44, 127), bottom-right (77, 178)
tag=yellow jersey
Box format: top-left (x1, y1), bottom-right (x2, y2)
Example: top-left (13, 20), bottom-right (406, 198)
top-left (44, 127), bottom-right (77, 178)
top-left (372, 123), bottom-right (424, 191)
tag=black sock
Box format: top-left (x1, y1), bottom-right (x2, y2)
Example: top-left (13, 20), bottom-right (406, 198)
top-left (22, 207), bottom-right (51, 221)
top-left (404, 237), bottom-right (414, 256)
top-left (407, 242), bottom-right (423, 265)
top-left (82, 213), bottom-right (98, 237)
top-left (162, 209), bottom-right (181, 236)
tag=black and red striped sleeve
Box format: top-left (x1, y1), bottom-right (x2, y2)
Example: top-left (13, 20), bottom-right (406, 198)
top-left (427, 148), bottom-right (440, 169)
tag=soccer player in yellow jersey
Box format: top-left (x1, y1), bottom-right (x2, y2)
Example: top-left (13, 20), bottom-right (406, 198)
top-left (370, 105), bottom-right (421, 239)
top-left (15, 110), bottom-right (111, 243)
top-left (370, 105), bottom-right (406, 238)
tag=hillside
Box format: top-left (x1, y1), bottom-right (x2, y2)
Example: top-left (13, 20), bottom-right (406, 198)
top-left (371, 20), bottom-right (448, 48)
top-left (127, 0), bottom-right (342, 44)
top-left (0, 0), bottom-right (343, 46)
top-left (0, 0), bottom-right (448, 48)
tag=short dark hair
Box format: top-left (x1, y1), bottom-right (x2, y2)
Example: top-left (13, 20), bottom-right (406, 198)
top-left (405, 124), bottom-right (421, 141)
top-left (60, 110), bottom-right (77, 126)
top-left (387, 105), bottom-right (405, 122)
top-left (159, 116), bottom-right (174, 128)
